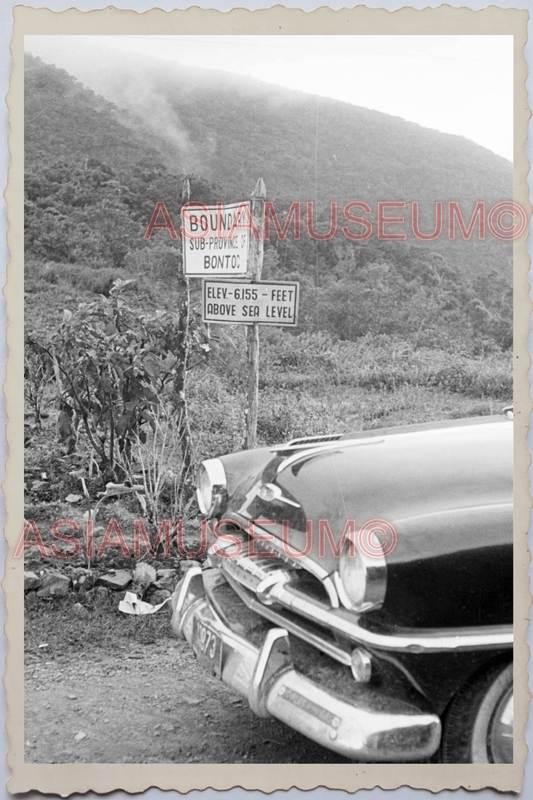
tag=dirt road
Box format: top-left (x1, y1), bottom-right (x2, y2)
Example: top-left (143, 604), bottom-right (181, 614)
top-left (24, 633), bottom-right (349, 764)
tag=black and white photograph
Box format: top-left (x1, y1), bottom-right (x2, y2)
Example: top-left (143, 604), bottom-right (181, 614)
top-left (10, 9), bottom-right (530, 792)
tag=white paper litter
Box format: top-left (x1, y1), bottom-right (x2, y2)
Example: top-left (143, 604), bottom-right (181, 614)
top-left (118, 590), bottom-right (172, 616)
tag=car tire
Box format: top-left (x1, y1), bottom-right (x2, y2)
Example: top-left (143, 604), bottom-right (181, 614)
top-left (440, 660), bottom-right (513, 763)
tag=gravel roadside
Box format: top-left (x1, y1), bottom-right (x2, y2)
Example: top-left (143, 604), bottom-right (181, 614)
top-left (24, 633), bottom-right (349, 764)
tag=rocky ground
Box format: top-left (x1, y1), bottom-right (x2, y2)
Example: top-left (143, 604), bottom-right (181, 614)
top-left (24, 638), bottom-right (350, 764)
top-left (24, 558), bottom-right (349, 765)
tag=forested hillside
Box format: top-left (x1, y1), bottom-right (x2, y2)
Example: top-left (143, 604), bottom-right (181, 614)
top-left (24, 53), bottom-right (512, 351)
top-left (26, 51), bottom-right (512, 205)
top-left (25, 50), bottom-right (513, 278)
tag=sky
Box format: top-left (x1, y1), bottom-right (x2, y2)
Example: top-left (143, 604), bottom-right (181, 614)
top-left (25, 34), bottom-right (514, 161)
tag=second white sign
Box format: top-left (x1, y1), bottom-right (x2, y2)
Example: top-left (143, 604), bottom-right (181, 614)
top-left (202, 280), bottom-right (300, 326)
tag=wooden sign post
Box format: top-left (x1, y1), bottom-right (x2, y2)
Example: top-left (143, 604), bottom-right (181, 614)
top-left (176, 178), bottom-right (193, 489)
top-left (244, 178), bottom-right (266, 449)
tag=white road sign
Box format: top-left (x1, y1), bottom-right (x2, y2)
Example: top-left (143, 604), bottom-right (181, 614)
top-left (181, 202), bottom-right (250, 276)
top-left (202, 280), bottom-right (300, 326)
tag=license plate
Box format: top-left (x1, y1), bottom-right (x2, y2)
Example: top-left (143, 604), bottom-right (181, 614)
top-left (192, 616), bottom-right (223, 678)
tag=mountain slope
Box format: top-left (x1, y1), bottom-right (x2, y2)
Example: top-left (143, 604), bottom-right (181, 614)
top-left (24, 51), bottom-right (512, 285)
top-left (24, 54), bottom-right (163, 171)
top-left (25, 49), bottom-right (512, 208)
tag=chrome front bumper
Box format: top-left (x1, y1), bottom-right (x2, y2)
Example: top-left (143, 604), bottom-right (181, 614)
top-left (171, 567), bottom-right (441, 762)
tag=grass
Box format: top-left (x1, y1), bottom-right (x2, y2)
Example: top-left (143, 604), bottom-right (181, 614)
top-left (25, 326), bottom-right (511, 507)
top-left (260, 331), bottom-right (511, 400)
top-left (25, 596), bottom-right (174, 658)
top-left (24, 258), bottom-right (161, 333)
top-left (254, 384), bottom-right (505, 445)
top-left (23, 266), bottom-right (512, 549)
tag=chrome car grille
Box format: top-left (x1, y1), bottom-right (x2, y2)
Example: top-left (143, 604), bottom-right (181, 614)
top-left (210, 526), bottom-right (336, 607)
top-left (208, 522), bottom-right (513, 659)
top-left (221, 548), bottom-right (294, 596)
top-left (209, 531), bottom-right (353, 666)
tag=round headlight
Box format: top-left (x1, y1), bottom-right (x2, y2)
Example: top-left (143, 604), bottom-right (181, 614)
top-left (196, 459), bottom-right (227, 517)
top-left (336, 532), bottom-right (388, 612)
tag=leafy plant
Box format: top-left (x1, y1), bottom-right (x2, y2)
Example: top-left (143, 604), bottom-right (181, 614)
top-left (24, 335), bottom-right (54, 429)
top-left (38, 280), bottom-right (206, 480)
top-left (69, 471), bottom-right (144, 569)
top-left (117, 398), bottom-right (196, 524)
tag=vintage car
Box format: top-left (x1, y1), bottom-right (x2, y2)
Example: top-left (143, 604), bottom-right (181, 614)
top-left (171, 414), bottom-right (513, 763)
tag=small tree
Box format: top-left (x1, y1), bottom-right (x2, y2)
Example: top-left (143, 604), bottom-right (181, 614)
top-left (24, 335), bottom-right (54, 429)
top-left (41, 279), bottom-right (206, 482)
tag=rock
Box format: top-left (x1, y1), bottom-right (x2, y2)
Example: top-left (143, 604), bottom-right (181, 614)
top-left (156, 568), bottom-right (176, 579)
top-left (75, 579), bottom-right (96, 595)
top-left (148, 589), bottom-right (172, 606)
top-left (85, 586), bottom-right (111, 607)
top-left (71, 602), bottom-right (89, 619)
top-left (24, 571), bottom-right (40, 591)
top-left (180, 560), bottom-right (202, 574)
top-left (71, 567), bottom-right (92, 577)
top-left (155, 568), bottom-right (179, 591)
top-left (74, 731), bottom-right (87, 743)
top-left (71, 569), bottom-right (95, 592)
top-left (133, 562), bottom-right (157, 588)
top-left (30, 480), bottom-right (48, 492)
top-left (154, 575), bottom-right (178, 592)
top-left (24, 554), bottom-right (44, 572)
top-left (37, 571), bottom-right (71, 597)
top-left (96, 570), bottom-right (132, 591)
top-left (161, 722), bottom-right (175, 732)
top-left (25, 590), bottom-right (39, 607)
top-left (65, 494), bottom-right (82, 503)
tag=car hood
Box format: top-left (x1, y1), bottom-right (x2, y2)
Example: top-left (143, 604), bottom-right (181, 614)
top-left (223, 416), bottom-right (512, 628)
top-left (228, 416), bottom-right (512, 571)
